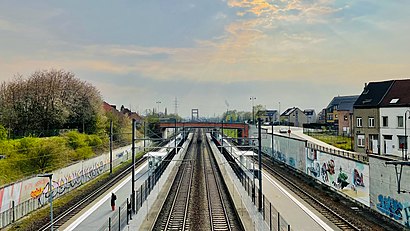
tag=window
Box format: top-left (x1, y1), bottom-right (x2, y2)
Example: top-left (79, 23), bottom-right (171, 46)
top-left (398, 135), bottom-right (407, 150)
top-left (368, 117), bottom-right (375, 127)
top-left (357, 135), bottom-right (365, 147)
top-left (382, 116), bottom-right (388, 127)
top-left (357, 117), bottom-right (362, 127)
top-left (398, 116), bottom-right (404, 128)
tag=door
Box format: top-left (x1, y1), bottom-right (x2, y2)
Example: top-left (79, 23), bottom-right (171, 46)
top-left (384, 135), bottom-right (393, 154)
top-left (370, 134), bottom-right (379, 154)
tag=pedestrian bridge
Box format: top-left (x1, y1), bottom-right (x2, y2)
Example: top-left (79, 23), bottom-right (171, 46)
top-left (159, 122), bottom-right (249, 138)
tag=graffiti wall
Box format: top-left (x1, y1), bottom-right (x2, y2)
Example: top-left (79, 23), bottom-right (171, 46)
top-left (0, 143), bottom-right (139, 213)
top-left (305, 148), bottom-right (369, 206)
top-left (262, 133), bottom-right (306, 170)
top-left (369, 155), bottom-right (410, 228)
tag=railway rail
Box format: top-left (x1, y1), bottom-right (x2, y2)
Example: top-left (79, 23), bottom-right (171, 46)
top-left (38, 157), bottom-right (147, 231)
top-left (153, 129), bottom-right (243, 231)
top-left (258, 154), bottom-right (405, 231)
top-left (203, 131), bottom-right (232, 231)
top-left (37, 138), bottom-right (175, 230)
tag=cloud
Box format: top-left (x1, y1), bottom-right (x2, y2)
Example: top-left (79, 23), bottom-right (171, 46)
top-left (227, 0), bottom-right (342, 23)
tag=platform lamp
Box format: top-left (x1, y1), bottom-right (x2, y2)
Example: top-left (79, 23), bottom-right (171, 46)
top-left (38, 173), bottom-right (53, 231)
top-left (404, 109), bottom-right (410, 160)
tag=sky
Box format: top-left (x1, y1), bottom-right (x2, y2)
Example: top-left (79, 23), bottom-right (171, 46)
top-left (1, 1), bottom-right (410, 118)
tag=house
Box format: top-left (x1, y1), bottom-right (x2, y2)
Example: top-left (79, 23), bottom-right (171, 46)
top-left (280, 107), bottom-right (307, 127)
top-left (102, 101), bottom-right (119, 114)
top-left (353, 80), bottom-right (397, 155)
top-left (337, 100), bottom-right (356, 136)
top-left (326, 95), bottom-right (359, 132)
top-left (257, 109), bottom-right (279, 123)
top-left (120, 105), bottom-right (142, 123)
top-left (303, 109), bottom-right (316, 124)
top-left (378, 79), bottom-right (410, 157)
top-left (317, 108), bottom-right (326, 124)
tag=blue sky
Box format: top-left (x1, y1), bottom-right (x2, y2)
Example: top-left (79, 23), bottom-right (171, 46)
top-left (1, 1), bottom-right (410, 117)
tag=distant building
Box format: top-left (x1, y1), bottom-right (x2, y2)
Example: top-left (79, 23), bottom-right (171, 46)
top-left (303, 109), bottom-right (316, 124)
top-left (121, 105), bottom-right (142, 123)
top-left (317, 108), bottom-right (326, 124)
top-left (257, 109), bottom-right (279, 123)
top-left (326, 95), bottom-right (359, 132)
top-left (280, 107), bottom-right (307, 127)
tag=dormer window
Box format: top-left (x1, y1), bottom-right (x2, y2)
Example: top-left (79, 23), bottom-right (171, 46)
top-left (362, 99), bottom-right (372, 104)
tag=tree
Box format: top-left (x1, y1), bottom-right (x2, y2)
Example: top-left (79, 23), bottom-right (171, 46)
top-left (0, 69), bottom-right (104, 137)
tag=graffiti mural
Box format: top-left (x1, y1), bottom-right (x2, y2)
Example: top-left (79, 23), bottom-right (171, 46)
top-left (306, 148), bottom-right (369, 206)
top-left (30, 161), bottom-right (106, 206)
top-left (377, 195), bottom-right (403, 221)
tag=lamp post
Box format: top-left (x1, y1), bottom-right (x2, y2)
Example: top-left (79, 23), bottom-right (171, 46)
top-left (405, 110), bottom-right (410, 160)
top-left (131, 119), bottom-right (136, 213)
top-left (257, 118), bottom-right (263, 212)
top-left (250, 97), bottom-right (256, 124)
top-left (38, 173), bottom-right (53, 231)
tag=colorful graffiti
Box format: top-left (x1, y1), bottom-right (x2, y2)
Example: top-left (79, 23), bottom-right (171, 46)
top-left (377, 195), bottom-right (403, 220)
top-left (305, 148), bottom-right (369, 206)
top-left (30, 160), bottom-right (106, 205)
top-left (376, 195), bottom-right (410, 227)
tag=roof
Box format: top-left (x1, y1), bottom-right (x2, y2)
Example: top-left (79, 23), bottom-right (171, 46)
top-left (258, 110), bottom-right (278, 116)
top-left (102, 101), bottom-right (119, 114)
top-left (281, 107), bottom-right (300, 116)
top-left (338, 100), bottom-right (356, 112)
top-left (379, 79), bottom-right (410, 107)
top-left (304, 109), bottom-right (315, 116)
top-left (327, 95), bottom-right (359, 110)
top-left (354, 80), bottom-right (394, 108)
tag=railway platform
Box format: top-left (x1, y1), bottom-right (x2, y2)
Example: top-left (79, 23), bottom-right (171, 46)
top-left (60, 130), bottom-right (341, 231)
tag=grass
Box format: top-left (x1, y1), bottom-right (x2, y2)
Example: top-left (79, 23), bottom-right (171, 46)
top-left (308, 133), bottom-right (353, 151)
top-left (223, 129), bottom-right (238, 138)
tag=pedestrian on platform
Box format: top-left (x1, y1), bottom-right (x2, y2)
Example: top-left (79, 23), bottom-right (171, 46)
top-left (111, 192), bottom-right (117, 211)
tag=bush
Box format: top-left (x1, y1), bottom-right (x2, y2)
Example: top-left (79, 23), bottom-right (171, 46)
top-left (64, 131), bottom-right (88, 149)
top-left (0, 125), bottom-right (7, 140)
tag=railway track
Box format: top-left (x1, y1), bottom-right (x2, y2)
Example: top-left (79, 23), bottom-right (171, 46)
top-left (37, 138), bottom-right (175, 230)
top-left (38, 156), bottom-right (147, 231)
top-left (202, 132), bottom-right (232, 231)
top-left (257, 154), bottom-right (404, 231)
top-left (153, 129), bottom-right (243, 231)
top-left (163, 152), bottom-right (194, 230)
top-left (260, 155), bottom-right (359, 230)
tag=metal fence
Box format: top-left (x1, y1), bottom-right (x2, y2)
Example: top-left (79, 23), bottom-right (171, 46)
top-left (97, 155), bottom-right (167, 231)
top-left (238, 166), bottom-right (292, 231)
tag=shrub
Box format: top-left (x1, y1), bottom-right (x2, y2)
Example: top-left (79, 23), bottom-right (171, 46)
top-left (0, 125), bottom-right (7, 140)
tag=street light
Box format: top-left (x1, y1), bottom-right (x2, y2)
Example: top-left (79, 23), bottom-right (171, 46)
top-left (404, 109), bottom-right (410, 160)
top-left (250, 97), bottom-right (256, 124)
top-left (38, 173), bottom-right (53, 231)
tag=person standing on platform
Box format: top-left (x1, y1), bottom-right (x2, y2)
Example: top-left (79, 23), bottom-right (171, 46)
top-left (111, 192), bottom-right (117, 211)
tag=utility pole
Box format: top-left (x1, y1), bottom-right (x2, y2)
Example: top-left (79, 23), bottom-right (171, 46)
top-left (221, 120), bottom-right (224, 154)
top-left (174, 118), bottom-right (177, 154)
top-left (109, 120), bottom-right (113, 174)
top-left (143, 121), bottom-right (146, 152)
top-left (258, 118), bottom-right (263, 212)
top-left (131, 119), bottom-right (136, 213)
